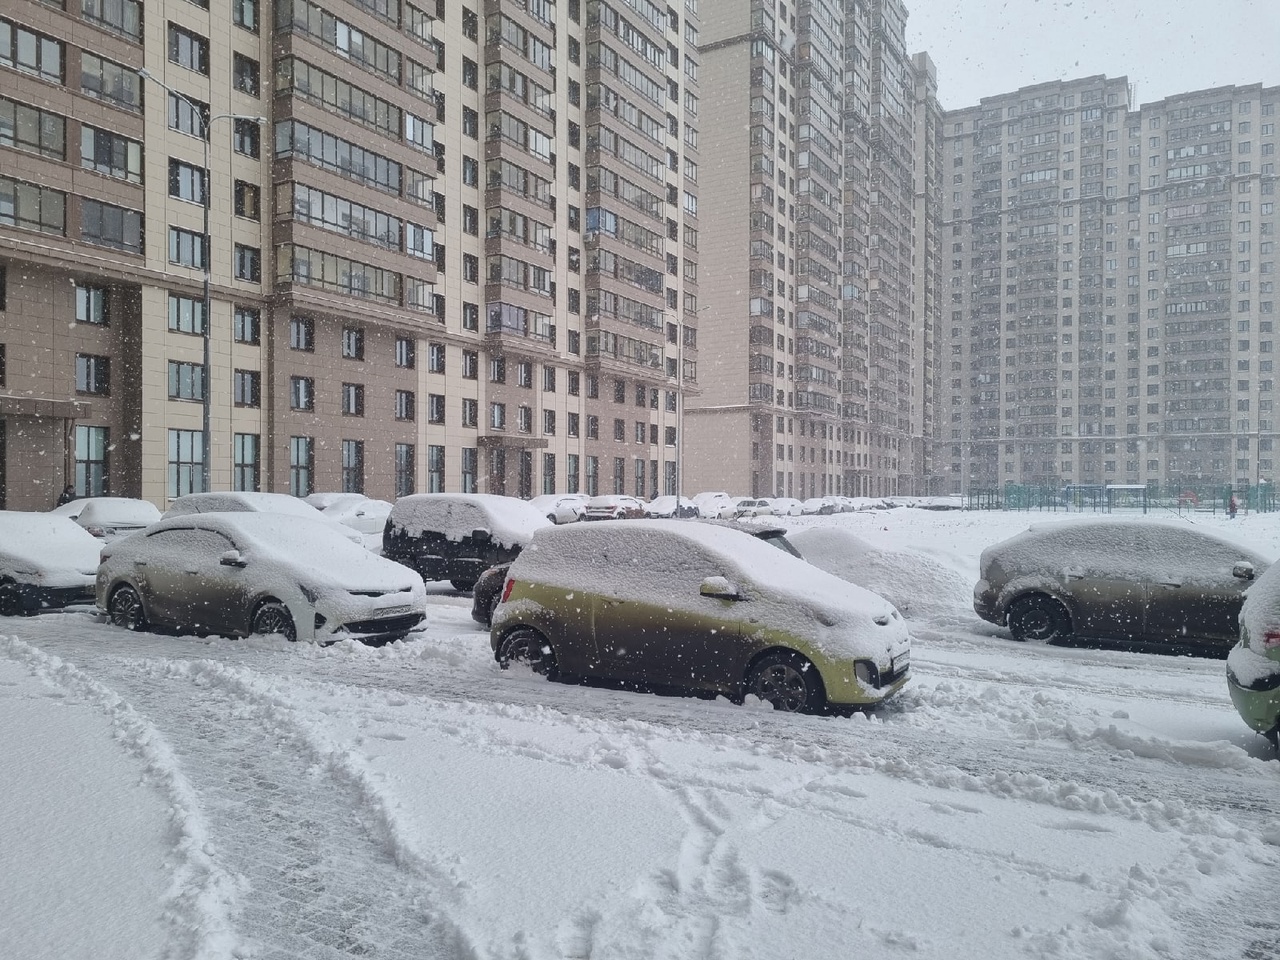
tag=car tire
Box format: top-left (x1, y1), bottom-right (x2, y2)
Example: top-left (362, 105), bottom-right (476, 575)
top-left (107, 584), bottom-right (147, 631)
top-left (0, 579), bottom-right (25, 617)
top-left (251, 600), bottom-right (297, 642)
top-left (450, 578), bottom-right (475, 592)
top-left (745, 651), bottom-right (826, 714)
top-left (1007, 594), bottom-right (1072, 644)
top-left (497, 627), bottom-right (559, 680)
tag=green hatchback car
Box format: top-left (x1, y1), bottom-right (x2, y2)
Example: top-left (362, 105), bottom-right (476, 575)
top-left (490, 520), bottom-right (912, 713)
top-left (1229, 559), bottom-right (1280, 748)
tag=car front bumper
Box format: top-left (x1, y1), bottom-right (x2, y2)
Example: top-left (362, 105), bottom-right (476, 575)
top-left (8, 581), bottom-right (95, 614)
top-left (973, 579), bottom-right (1001, 623)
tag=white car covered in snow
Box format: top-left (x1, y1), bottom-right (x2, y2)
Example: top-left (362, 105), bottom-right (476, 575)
top-left (51, 496), bottom-right (162, 541)
top-left (0, 512), bottom-right (101, 615)
top-left (529, 493), bottom-right (590, 524)
top-left (97, 512), bottom-right (427, 643)
top-left (165, 491), bottom-right (364, 545)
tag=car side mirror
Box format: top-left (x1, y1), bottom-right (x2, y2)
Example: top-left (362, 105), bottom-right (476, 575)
top-left (219, 550), bottom-right (247, 568)
top-left (1233, 561), bottom-right (1256, 581)
top-left (472, 528), bottom-right (492, 543)
top-left (700, 576), bottom-right (741, 600)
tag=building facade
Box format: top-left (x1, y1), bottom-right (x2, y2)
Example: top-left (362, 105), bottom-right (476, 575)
top-left (0, 0), bottom-right (701, 510)
top-left (941, 78), bottom-right (1279, 495)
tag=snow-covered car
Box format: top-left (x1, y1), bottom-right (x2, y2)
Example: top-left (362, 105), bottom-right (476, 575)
top-left (789, 527), bottom-right (974, 620)
top-left (583, 494), bottom-right (647, 520)
top-left (644, 495), bottom-right (699, 518)
top-left (975, 520), bottom-right (1270, 649)
top-left (801, 497), bottom-right (837, 516)
top-left (165, 491), bottom-right (364, 545)
top-left (529, 493), bottom-right (590, 524)
top-left (314, 495), bottom-right (393, 537)
top-left (770, 497), bottom-right (804, 517)
top-left (490, 520), bottom-right (911, 712)
top-left (1228, 561), bottom-right (1280, 748)
top-left (0, 512), bottom-right (101, 615)
top-left (913, 495), bottom-right (965, 511)
top-left (50, 497), bottom-right (162, 541)
top-left (382, 494), bottom-right (551, 590)
top-left (97, 512), bottom-right (426, 644)
top-left (731, 497), bottom-right (775, 518)
top-left (692, 491), bottom-right (736, 519)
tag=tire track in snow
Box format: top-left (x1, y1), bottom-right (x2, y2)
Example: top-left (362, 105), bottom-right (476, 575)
top-left (11, 637), bottom-right (479, 960)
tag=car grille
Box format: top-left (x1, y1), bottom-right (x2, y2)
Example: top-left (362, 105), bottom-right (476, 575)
top-left (339, 613), bottom-right (423, 636)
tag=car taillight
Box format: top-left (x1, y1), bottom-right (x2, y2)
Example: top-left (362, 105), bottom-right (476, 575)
top-left (501, 577), bottom-right (516, 603)
top-left (1263, 629), bottom-right (1280, 650)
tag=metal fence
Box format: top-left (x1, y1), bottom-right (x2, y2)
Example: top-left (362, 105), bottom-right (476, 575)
top-left (966, 481), bottom-right (1278, 515)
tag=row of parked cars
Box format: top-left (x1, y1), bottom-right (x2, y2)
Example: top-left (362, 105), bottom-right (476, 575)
top-left (2, 492), bottom-right (1278, 740)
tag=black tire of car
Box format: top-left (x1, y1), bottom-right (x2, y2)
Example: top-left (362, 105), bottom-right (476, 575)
top-left (451, 578), bottom-right (475, 592)
top-left (107, 584), bottom-right (147, 631)
top-left (745, 651), bottom-right (826, 714)
top-left (1007, 594), bottom-right (1073, 644)
top-left (497, 627), bottom-right (559, 680)
top-left (0, 580), bottom-right (24, 617)
top-left (251, 601), bottom-right (297, 642)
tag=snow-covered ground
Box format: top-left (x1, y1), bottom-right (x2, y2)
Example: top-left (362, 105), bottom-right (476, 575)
top-left (3, 507), bottom-right (1279, 960)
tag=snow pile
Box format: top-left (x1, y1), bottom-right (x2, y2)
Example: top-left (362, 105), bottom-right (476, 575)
top-left (789, 526), bottom-right (973, 619)
top-left (388, 494), bottom-right (551, 547)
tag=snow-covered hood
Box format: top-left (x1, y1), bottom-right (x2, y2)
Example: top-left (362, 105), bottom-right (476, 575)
top-left (0, 512), bottom-right (101, 587)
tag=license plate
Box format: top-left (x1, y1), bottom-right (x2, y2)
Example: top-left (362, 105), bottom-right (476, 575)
top-left (376, 604), bottom-right (412, 618)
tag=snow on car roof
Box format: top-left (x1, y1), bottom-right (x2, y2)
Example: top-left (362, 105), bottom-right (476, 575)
top-left (74, 498), bottom-right (162, 526)
top-left (789, 526), bottom-right (972, 619)
top-left (166, 492), bottom-right (322, 519)
top-left (985, 519), bottom-right (1271, 586)
top-left (388, 494), bottom-right (551, 547)
top-left (0, 511), bottom-right (102, 576)
top-left (512, 519), bottom-right (903, 659)
top-left (140, 512), bottom-right (418, 590)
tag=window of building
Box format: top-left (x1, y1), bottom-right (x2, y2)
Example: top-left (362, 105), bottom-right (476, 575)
top-left (234, 306), bottom-right (260, 344)
top-left (81, 199), bottom-right (141, 252)
top-left (81, 127), bottom-right (141, 182)
top-left (395, 442), bottom-right (415, 497)
top-left (233, 369), bottom-right (260, 407)
top-left (1, 21), bottom-right (64, 82)
top-left (233, 118), bottom-right (260, 157)
top-left (289, 436), bottom-right (314, 496)
top-left (167, 428), bottom-right (205, 496)
top-left (233, 0), bottom-right (258, 33)
top-left (462, 349), bottom-right (479, 378)
top-left (396, 389), bottom-right (416, 420)
top-left (490, 402), bottom-right (506, 429)
top-left (462, 301), bottom-right (479, 330)
top-left (76, 285), bottom-right (109, 325)
top-left (233, 433), bottom-right (260, 492)
top-left (543, 409), bottom-right (555, 435)
top-left (428, 341), bottom-right (445, 372)
top-left (81, 52), bottom-right (140, 110)
top-left (168, 360), bottom-right (205, 401)
top-left (341, 439), bottom-right (364, 493)
top-left (342, 326), bottom-right (365, 360)
top-left (517, 361), bottom-right (533, 388)
top-left (234, 244), bottom-right (260, 281)
top-left (232, 53), bottom-right (260, 96)
top-left (234, 181), bottom-right (261, 220)
top-left (461, 397), bottom-right (478, 427)
top-left (74, 425), bottom-right (109, 497)
top-left (289, 315), bottom-right (314, 351)
top-left (427, 444), bottom-right (445, 492)
top-left (168, 92), bottom-right (208, 137)
top-left (290, 375), bottom-right (314, 410)
top-left (169, 226), bottom-right (206, 268)
top-left (167, 23), bottom-right (209, 74)
top-left (75, 354), bottom-right (110, 395)
top-left (426, 393), bottom-right (444, 423)
top-left (395, 336), bottom-right (415, 368)
top-left (168, 293), bottom-right (205, 334)
top-left (342, 382), bottom-right (365, 416)
top-left (0, 97), bottom-right (64, 161)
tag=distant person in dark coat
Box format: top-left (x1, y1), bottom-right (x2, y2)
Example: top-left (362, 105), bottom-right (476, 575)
top-left (56, 484), bottom-right (77, 507)
top-left (1229, 495), bottom-right (1239, 519)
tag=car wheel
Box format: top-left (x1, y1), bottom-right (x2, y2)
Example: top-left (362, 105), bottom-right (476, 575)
top-left (450, 578), bottom-right (475, 592)
top-left (0, 580), bottom-right (25, 617)
top-left (107, 584), bottom-right (147, 631)
top-left (497, 627), bottom-right (559, 680)
top-left (1007, 594), bottom-right (1072, 644)
top-left (251, 600), bottom-right (297, 642)
top-left (745, 651), bottom-right (825, 713)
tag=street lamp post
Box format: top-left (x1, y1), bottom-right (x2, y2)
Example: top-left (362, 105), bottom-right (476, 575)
top-left (138, 68), bottom-right (264, 491)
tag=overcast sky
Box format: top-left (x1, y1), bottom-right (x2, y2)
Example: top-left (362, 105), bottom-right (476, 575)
top-left (903, 0), bottom-right (1279, 112)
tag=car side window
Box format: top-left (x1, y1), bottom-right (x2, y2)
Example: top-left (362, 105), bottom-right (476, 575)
top-left (145, 528), bottom-right (235, 557)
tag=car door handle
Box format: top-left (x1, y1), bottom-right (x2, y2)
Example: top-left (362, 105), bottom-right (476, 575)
top-left (1159, 581), bottom-right (1182, 588)
top-left (134, 560), bottom-right (147, 567)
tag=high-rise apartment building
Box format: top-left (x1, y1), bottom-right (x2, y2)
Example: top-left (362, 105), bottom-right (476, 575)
top-left (685, 0), bottom-right (936, 499)
top-left (0, 0), bottom-right (701, 509)
top-left (942, 78), bottom-right (1279, 494)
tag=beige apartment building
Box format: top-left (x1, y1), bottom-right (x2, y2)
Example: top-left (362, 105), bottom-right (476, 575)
top-left (685, 0), bottom-right (939, 499)
top-left (942, 77), bottom-right (1279, 495)
top-left (0, 0), bottom-right (701, 510)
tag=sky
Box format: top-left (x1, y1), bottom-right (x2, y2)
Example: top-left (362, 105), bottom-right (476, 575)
top-left (903, 0), bottom-right (1280, 112)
